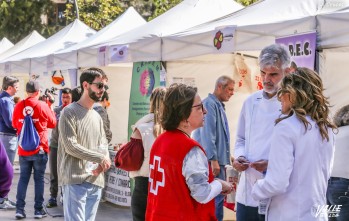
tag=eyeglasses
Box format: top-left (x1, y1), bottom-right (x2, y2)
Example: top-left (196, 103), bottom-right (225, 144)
top-left (88, 82), bottom-right (109, 90)
top-left (192, 103), bottom-right (204, 112)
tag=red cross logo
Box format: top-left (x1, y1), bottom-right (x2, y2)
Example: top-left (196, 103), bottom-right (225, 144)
top-left (149, 156), bottom-right (165, 195)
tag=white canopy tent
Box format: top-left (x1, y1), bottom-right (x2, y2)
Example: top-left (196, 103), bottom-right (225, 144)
top-left (317, 6), bottom-right (349, 112)
top-left (0, 37), bottom-right (13, 54)
top-left (0, 31), bottom-right (46, 99)
top-left (67, 0), bottom-right (243, 145)
top-left (162, 0), bottom-right (349, 61)
top-left (0, 31), bottom-right (46, 71)
top-left (317, 6), bottom-right (349, 49)
top-left (1, 19), bottom-right (96, 74)
top-left (97, 0), bottom-right (243, 63)
top-left (160, 0), bottom-right (349, 151)
top-left (52, 7), bottom-right (146, 71)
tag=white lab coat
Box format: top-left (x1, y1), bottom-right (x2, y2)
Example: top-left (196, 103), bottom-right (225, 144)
top-left (234, 90), bottom-right (281, 207)
top-left (252, 114), bottom-right (335, 221)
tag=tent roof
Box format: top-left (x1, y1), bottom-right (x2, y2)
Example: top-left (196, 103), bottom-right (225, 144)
top-left (162, 0), bottom-right (349, 60)
top-left (4, 19), bottom-right (96, 62)
top-left (56, 7), bottom-right (146, 54)
top-left (97, 0), bottom-right (243, 62)
top-left (317, 6), bottom-right (349, 49)
top-left (0, 31), bottom-right (45, 62)
top-left (0, 37), bottom-right (14, 54)
top-left (105, 0), bottom-right (243, 44)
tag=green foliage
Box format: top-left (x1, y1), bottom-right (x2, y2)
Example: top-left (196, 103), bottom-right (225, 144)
top-left (0, 0), bottom-right (56, 43)
top-left (236, 0), bottom-right (260, 6)
top-left (148, 0), bottom-right (182, 20)
top-left (64, 0), bottom-right (123, 31)
top-left (120, 0), bottom-right (182, 21)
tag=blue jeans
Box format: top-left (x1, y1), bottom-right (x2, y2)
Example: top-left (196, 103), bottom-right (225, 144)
top-left (62, 182), bottom-right (102, 221)
top-left (236, 202), bottom-right (265, 221)
top-left (16, 153), bottom-right (48, 211)
top-left (327, 177), bottom-right (349, 221)
top-left (0, 133), bottom-right (17, 165)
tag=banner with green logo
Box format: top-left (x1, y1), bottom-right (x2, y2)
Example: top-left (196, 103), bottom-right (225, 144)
top-left (128, 61), bottom-right (161, 138)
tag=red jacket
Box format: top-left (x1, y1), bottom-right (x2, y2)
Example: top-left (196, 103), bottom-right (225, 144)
top-left (12, 97), bottom-right (56, 156)
top-left (146, 129), bottom-right (216, 221)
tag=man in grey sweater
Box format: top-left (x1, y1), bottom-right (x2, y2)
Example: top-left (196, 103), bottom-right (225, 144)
top-left (58, 68), bottom-right (111, 221)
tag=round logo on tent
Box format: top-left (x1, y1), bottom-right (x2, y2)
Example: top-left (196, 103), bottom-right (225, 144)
top-left (139, 68), bottom-right (155, 96)
top-left (213, 30), bottom-right (223, 50)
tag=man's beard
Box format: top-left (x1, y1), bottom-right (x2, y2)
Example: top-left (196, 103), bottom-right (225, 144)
top-left (88, 88), bottom-right (102, 102)
top-left (263, 82), bottom-right (278, 94)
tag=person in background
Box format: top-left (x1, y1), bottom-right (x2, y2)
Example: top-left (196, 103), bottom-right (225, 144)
top-left (327, 104), bottom-right (349, 221)
top-left (58, 68), bottom-right (111, 221)
top-left (14, 96), bottom-right (21, 105)
top-left (93, 91), bottom-right (112, 144)
top-left (251, 67), bottom-right (336, 220)
top-left (192, 75), bottom-right (235, 221)
top-left (233, 44), bottom-right (291, 221)
top-left (71, 86), bottom-right (82, 102)
top-left (12, 81), bottom-right (56, 219)
top-left (146, 83), bottom-right (233, 221)
top-left (129, 87), bottom-right (166, 221)
top-left (0, 140), bottom-right (14, 210)
top-left (0, 76), bottom-right (20, 165)
top-left (0, 76), bottom-right (19, 210)
top-left (46, 88), bottom-right (72, 208)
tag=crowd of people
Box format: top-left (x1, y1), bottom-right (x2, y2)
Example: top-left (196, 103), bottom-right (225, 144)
top-left (0, 43), bottom-right (348, 221)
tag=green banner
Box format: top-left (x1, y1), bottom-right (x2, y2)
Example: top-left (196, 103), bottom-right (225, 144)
top-left (128, 61), bottom-right (161, 138)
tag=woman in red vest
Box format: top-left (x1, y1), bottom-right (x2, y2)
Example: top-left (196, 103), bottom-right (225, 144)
top-left (146, 83), bottom-right (233, 221)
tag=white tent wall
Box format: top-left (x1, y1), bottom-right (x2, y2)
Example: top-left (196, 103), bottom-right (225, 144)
top-left (319, 47), bottom-right (349, 115)
top-left (165, 53), bottom-right (259, 148)
top-left (317, 6), bottom-right (349, 49)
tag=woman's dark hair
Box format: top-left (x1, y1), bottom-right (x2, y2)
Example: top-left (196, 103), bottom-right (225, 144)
top-left (161, 83), bottom-right (197, 131)
top-left (71, 86), bottom-right (82, 102)
top-left (101, 91), bottom-right (109, 101)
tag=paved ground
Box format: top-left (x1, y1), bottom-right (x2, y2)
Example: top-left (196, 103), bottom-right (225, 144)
top-left (0, 172), bottom-right (132, 221)
top-left (1, 163), bottom-right (235, 221)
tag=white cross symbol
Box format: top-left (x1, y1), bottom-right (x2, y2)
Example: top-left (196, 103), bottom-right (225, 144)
top-left (149, 156), bottom-right (165, 195)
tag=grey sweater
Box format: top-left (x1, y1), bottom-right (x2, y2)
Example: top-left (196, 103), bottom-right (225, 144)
top-left (57, 102), bottom-right (108, 188)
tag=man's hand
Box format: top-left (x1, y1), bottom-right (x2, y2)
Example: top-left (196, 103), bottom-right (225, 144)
top-left (250, 159), bottom-right (268, 173)
top-left (232, 156), bottom-right (249, 172)
top-left (100, 157), bottom-right (111, 172)
top-left (92, 165), bottom-right (103, 176)
top-left (211, 160), bottom-right (220, 177)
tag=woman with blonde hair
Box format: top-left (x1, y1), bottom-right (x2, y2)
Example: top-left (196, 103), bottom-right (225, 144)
top-left (252, 67), bottom-right (336, 220)
top-left (129, 87), bottom-right (166, 221)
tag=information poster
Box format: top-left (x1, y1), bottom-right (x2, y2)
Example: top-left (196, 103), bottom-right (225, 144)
top-left (128, 61), bottom-right (161, 138)
top-left (276, 32), bottom-right (316, 70)
top-left (104, 151), bottom-right (131, 207)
